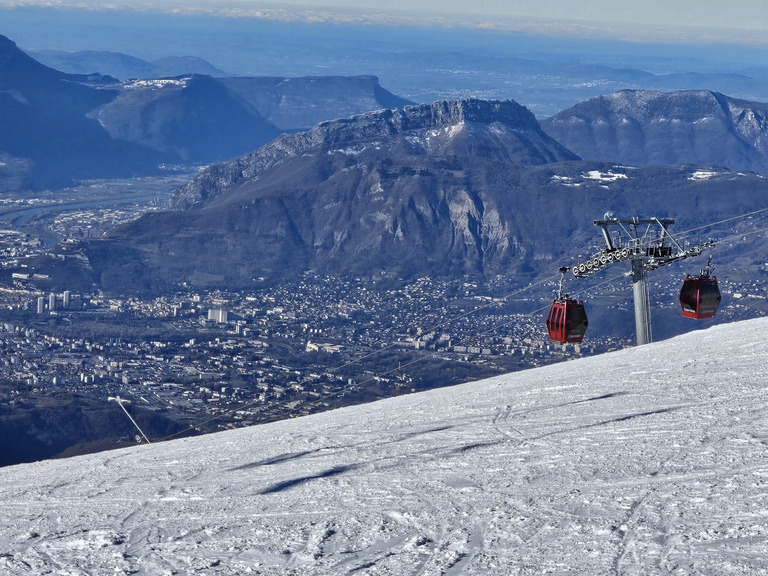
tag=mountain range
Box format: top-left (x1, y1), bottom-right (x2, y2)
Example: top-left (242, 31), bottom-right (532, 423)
top-left (60, 96), bottom-right (768, 296)
top-left (541, 90), bottom-right (768, 172)
top-left (28, 49), bottom-right (227, 80)
top-left (5, 29), bottom-right (768, 306)
top-left (1, 316), bottom-right (766, 574)
top-left (0, 34), bottom-right (411, 190)
top-left (6, 28), bottom-right (768, 194)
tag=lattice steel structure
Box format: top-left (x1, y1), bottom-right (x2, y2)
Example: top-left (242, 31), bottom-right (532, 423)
top-left (570, 217), bottom-right (713, 345)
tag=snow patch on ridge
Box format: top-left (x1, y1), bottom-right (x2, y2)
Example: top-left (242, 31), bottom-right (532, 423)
top-left (551, 174), bottom-right (582, 187)
top-left (584, 170), bottom-right (628, 182)
top-left (689, 169), bottom-right (721, 180)
top-left (124, 78), bottom-right (190, 90)
top-left (552, 168), bottom-right (629, 187)
top-left (330, 145), bottom-right (369, 156)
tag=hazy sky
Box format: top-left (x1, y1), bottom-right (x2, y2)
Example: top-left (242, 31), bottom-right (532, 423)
top-left (273, 0), bottom-right (768, 31)
top-left (3, 0), bottom-right (768, 41)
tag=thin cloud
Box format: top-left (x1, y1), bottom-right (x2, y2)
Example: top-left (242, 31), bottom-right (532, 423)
top-left (2, 0), bottom-right (768, 46)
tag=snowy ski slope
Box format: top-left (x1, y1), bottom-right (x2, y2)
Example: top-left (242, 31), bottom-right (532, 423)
top-left (1, 318), bottom-right (768, 575)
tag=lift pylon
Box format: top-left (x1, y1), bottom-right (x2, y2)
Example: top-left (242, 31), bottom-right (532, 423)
top-left (570, 217), bottom-right (713, 346)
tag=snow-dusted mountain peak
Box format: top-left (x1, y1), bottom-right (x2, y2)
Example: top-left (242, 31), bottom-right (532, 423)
top-left (542, 89), bottom-right (768, 173)
top-left (166, 97), bottom-right (577, 216)
top-left (2, 317), bottom-right (768, 574)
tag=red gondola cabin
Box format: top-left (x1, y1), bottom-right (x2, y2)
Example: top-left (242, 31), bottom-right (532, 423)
top-left (546, 298), bottom-right (588, 343)
top-left (679, 274), bottom-right (721, 319)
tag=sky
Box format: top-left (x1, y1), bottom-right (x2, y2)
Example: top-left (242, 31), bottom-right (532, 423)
top-left (3, 0), bottom-right (768, 44)
top-left (269, 0), bottom-right (768, 32)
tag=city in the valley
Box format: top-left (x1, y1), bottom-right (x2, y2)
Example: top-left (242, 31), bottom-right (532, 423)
top-left (0, 180), bottom-right (645, 443)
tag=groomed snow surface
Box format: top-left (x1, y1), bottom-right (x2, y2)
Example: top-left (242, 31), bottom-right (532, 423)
top-left (2, 318), bottom-right (768, 575)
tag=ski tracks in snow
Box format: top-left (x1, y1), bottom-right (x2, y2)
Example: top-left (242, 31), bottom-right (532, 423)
top-left (3, 319), bottom-right (768, 574)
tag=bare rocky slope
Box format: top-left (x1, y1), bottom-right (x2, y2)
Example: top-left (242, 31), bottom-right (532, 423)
top-left (84, 98), bottom-right (581, 291)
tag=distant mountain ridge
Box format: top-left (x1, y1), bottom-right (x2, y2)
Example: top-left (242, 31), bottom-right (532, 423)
top-left (28, 49), bottom-right (227, 80)
top-left (0, 33), bottom-right (415, 191)
top-left (541, 89), bottom-right (768, 172)
top-left (28, 48), bottom-right (413, 132)
top-left (220, 75), bottom-right (413, 131)
top-left (88, 74), bottom-right (282, 164)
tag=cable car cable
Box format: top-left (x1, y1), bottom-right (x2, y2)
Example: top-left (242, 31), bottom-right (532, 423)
top-left (157, 215), bottom-right (768, 442)
top-left (676, 206), bottom-right (768, 238)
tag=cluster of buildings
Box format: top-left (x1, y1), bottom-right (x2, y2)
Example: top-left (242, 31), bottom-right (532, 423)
top-left (35, 291), bottom-right (71, 314)
top-left (0, 270), bottom-right (637, 433)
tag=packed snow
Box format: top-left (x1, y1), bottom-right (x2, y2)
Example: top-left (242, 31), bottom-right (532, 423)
top-left (2, 318), bottom-right (768, 575)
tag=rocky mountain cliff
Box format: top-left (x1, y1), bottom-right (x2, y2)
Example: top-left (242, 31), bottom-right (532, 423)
top-left (541, 90), bottom-right (768, 172)
top-left (83, 99), bottom-right (579, 291)
top-left (168, 98), bottom-right (576, 210)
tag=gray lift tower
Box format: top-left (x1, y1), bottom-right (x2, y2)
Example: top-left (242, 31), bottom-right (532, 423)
top-left (571, 217), bottom-right (713, 346)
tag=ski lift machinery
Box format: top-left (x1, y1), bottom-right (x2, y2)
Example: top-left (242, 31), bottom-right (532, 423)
top-left (552, 216), bottom-right (716, 346)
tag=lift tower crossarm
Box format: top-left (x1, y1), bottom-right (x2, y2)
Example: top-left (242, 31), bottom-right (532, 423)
top-left (654, 217), bottom-right (681, 252)
top-left (568, 216), bottom-right (713, 346)
top-left (593, 217), bottom-right (675, 227)
top-left (574, 217), bottom-right (679, 279)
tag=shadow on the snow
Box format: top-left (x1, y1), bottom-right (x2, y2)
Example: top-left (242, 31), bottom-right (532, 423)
top-left (257, 465), bottom-right (356, 494)
top-left (573, 391), bottom-right (632, 404)
top-left (534, 407), bottom-right (682, 440)
top-left (229, 450), bottom-right (319, 471)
